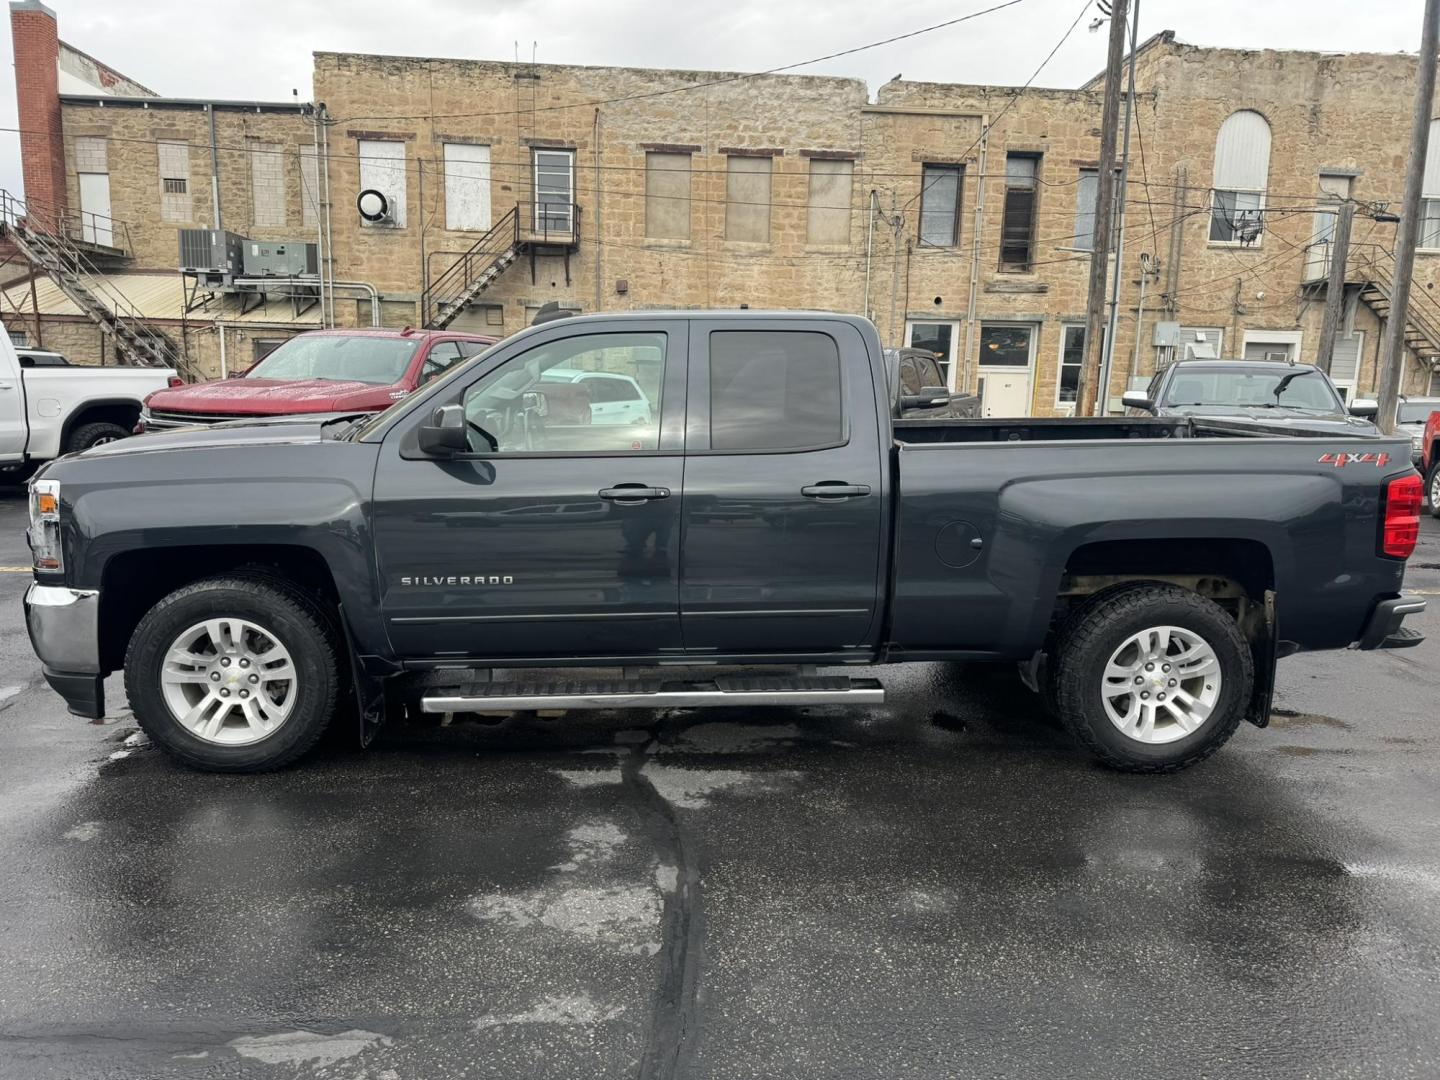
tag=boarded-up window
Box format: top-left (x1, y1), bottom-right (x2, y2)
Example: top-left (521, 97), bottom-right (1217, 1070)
top-left (299, 145), bottom-right (320, 230)
top-left (999, 154), bottom-right (1038, 272)
top-left (725, 155), bottom-right (772, 243)
top-left (358, 139), bottom-right (407, 227)
top-left (444, 143), bottom-right (491, 232)
top-left (157, 141), bottom-right (190, 223)
top-left (645, 152), bottom-right (691, 240)
top-left (806, 158), bottom-right (852, 246)
top-left (918, 164), bottom-right (962, 247)
top-left (250, 143), bottom-right (286, 228)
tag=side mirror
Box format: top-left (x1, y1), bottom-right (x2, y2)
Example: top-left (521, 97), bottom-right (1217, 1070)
top-left (901, 386), bottom-right (952, 410)
top-left (1121, 390), bottom-right (1153, 411)
top-left (1348, 397), bottom-right (1379, 418)
top-left (417, 404), bottom-right (470, 456)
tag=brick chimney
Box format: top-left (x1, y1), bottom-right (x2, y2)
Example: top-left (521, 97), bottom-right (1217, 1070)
top-left (10, 0), bottom-right (67, 215)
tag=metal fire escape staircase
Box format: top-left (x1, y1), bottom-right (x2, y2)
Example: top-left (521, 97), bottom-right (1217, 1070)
top-left (0, 190), bottom-right (195, 378)
top-left (1352, 250), bottom-right (1440, 365)
top-left (420, 202), bottom-right (580, 330)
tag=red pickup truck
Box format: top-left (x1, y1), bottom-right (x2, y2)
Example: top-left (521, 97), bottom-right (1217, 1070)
top-left (1423, 409), bottom-right (1440, 517)
top-left (139, 328), bottom-right (498, 431)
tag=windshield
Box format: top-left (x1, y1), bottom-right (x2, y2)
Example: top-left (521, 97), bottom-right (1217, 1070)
top-left (1162, 368), bottom-right (1343, 413)
top-left (1398, 402), bottom-right (1437, 424)
top-left (246, 335), bottom-right (420, 385)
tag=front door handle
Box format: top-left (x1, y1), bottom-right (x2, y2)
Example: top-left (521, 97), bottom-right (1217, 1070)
top-left (599, 484), bottom-right (671, 505)
top-left (801, 482), bottom-right (872, 500)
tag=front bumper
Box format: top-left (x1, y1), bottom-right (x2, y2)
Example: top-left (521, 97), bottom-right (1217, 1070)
top-left (23, 583), bottom-right (105, 718)
top-left (1355, 595), bottom-right (1427, 650)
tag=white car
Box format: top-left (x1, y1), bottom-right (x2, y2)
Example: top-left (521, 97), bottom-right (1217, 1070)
top-left (1397, 395), bottom-right (1440, 464)
top-left (538, 367), bottom-right (654, 426)
top-left (0, 334), bottom-right (179, 480)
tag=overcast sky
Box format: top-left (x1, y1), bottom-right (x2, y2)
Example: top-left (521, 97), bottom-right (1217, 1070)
top-left (0, 0), bottom-right (1429, 198)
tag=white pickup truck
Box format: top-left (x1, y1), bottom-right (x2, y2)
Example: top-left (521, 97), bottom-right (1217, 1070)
top-left (0, 334), bottom-right (178, 480)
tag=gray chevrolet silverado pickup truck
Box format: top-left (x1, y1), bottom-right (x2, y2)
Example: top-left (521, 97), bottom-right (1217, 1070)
top-left (23, 312), bottom-right (1427, 774)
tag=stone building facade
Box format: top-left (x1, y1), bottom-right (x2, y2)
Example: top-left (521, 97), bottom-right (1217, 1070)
top-left (10, 3), bottom-right (1440, 409)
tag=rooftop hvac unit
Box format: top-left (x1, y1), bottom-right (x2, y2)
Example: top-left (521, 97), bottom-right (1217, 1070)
top-left (242, 241), bottom-right (319, 278)
top-left (178, 229), bottom-right (247, 281)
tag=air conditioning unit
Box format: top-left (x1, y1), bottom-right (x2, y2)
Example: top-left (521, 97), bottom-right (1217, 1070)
top-left (178, 229), bottom-right (247, 282)
top-left (242, 241), bottom-right (319, 278)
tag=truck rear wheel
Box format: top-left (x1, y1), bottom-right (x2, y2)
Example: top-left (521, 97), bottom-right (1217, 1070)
top-left (1052, 583), bottom-right (1252, 773)
top-left (1426, 459), bottom-right (1440, 518)
top-left (124, 574), bottom-right (341, 772)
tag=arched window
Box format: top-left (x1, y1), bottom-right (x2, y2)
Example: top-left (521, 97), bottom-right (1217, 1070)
top-left (1419, 118), bottom-right (1440, 249)
top-left (1209, 110), bottom-right (1272, 245)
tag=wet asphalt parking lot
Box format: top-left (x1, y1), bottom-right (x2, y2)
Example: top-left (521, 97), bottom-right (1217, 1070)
top-left (1, 481), bottom-right (1439, 1079)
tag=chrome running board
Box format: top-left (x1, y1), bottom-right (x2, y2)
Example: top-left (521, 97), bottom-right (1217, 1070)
top-left (420, 675), bottom-right (884, 713)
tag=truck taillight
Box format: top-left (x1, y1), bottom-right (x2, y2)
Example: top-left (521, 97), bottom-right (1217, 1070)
top-left (1381, 474), bottom-right (1423, 559)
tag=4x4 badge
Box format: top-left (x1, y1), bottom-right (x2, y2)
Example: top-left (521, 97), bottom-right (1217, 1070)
top-left (1318, 451), bottom-right (1391, 468)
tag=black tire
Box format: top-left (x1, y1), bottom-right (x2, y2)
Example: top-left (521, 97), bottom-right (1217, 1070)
top-left (67, 421), bottom-right (130, 454)
top-left (1052, 583), bottom-right (1253, 773)
top-left (124, 574), bottom-right (342, 772)
top-left (1426, 459), bottom-right (1440, 519)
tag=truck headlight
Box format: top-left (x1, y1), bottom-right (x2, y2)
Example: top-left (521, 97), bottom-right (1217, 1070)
top-left (27, 478), bottom-right (63, 572)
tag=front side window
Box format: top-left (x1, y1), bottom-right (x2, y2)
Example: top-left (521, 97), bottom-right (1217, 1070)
top-left (462, 332), bottom-right (666, 453)
top-left (420, 342), bottom-right (466, 384)
top-left (708, 331), bottom-right (842, 451)
top-left (248, 334), bottom-right (420, 384)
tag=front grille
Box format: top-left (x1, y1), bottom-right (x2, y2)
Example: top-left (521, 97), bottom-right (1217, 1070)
top-left (145, 409), bottom-right (262, 427)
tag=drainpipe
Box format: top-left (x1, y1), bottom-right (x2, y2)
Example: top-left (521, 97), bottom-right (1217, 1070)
top-left (311, 106), bottom-right (327, 333)
top-left (208, 104), bottom-right (222, 230)
top-left (1099, 0), bottom-right (1139, 413)
top-left (319, 104), bottom-right (335, 327)
top-left (962, 115), bottom-right (989, 394)
top-left (1130, 252), bottom-right (1150, 383)
top-left (863, 189), bottom-right (877, 319)
top-left (216, 319), bottom-right (228, 378)
top-left (593, 108), bottom-right (603, 312)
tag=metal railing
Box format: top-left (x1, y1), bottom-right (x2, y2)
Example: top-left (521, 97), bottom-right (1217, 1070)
top-left (0, 188), bottom-right (133, 257)
top-left (420, 205), bottom-right (520, 327)
top-left (521, 199), bottom-right (582, 245)
top-left (1354, 247), bottom-right (1440, 357)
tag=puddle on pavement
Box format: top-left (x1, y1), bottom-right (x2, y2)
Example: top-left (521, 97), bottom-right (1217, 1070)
top-left (1267, 707), bottom-right (1352, 730)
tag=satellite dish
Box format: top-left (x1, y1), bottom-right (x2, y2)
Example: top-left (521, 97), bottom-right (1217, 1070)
top-left (357, 188), bottom-right (390, 223)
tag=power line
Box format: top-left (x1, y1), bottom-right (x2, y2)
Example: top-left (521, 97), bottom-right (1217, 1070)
top-left (330, 0), bottom-right (1030, 124)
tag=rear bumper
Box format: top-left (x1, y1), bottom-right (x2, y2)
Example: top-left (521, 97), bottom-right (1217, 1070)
top-left (1355, 595), bottom-right (1427, 650)
top-left (23, 583), bottom-right (105, 718)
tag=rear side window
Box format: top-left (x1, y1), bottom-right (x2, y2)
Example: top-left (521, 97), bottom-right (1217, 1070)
top-left (709, 330), bottom-right (843, 451)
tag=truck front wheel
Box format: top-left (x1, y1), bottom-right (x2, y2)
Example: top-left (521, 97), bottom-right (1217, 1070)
top-left (1052, 584), bottom-right (1253, 773)
top-left (124, 575), bottom-right (341, 772)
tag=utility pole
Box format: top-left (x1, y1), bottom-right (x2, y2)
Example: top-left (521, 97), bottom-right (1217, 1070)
top-left (1315, 201), bottom-right (1355, 374)
top-left (1377, 0), bottom-right (1440, 434)
top-left (1077, 0), bottom-right (1129, 416)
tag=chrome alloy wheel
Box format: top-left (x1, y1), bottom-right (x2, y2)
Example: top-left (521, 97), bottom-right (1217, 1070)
top-left (1430, 466), bottom-right (1440, 509)
top-left (159, 618), bottom-right (298, 745)
top-left (1101, 625), bottom-right (1221, 745)
top-left (90, 435), bottom-right (120, 446)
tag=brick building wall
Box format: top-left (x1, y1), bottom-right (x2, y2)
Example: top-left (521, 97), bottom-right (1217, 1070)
top-left (11, 1), bottom-right (67, 216)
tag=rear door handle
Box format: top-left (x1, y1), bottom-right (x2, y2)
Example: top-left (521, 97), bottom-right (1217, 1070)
top-left (801, 482), bottom-right (872, 499)
top-left (599, 484), bottom-right (671, 504)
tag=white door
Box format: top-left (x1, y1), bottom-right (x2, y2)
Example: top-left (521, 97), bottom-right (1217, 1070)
top-left (977, 323), bottom-right (1035, 417)
top-left (904, 320), bottom-right (960, 388)
top-left (78, 172), bottom-right (112, 246)
top-left (533, 150), bottom-right (574, 234)
top-left (0, 343), bottom-right (27, 460)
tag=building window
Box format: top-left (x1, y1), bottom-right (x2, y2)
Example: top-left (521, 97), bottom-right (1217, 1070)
top-left (252, 338), bottom-right (288, 362)
top-left (999, 154), bottom-right (1039, 271)
top-left (299, 145), bottom-right (320, 231)
top-left (645, 151), bottom-right (692, 241)
top-left (918, 164), bottom-right (962, 248)
top-left (1420, 119), bottom-right (1440, 250)
top-left (1430, 368), bottom-right (1440, 396)
top-left (444, 143), bottom-right (492, 232)
top-left (249, 143), bottom-right (286, 228)
top-left (157, 140), bottom-right (190, 223)
top-left (1209, 110), bottom-right (1271, 245)
top-left (979, 323), bottom-right (1034, 366)
top-left (358, 139), bottom-right (407, 227)
top-left (725, 155), bottom-right (772, 243)
top-left (1057, 324), bottom-right (1086, 405)
top-left (481, 304), bottom-right (504, 327)
top-left (532, 149), bottom-right (575, 235)
top-left (74, 136), bottom-right (107, 173)
top-left (806, 158), bottom-right (853, 246)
